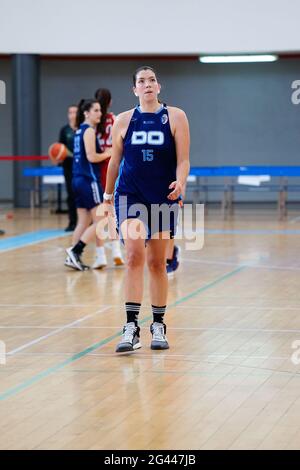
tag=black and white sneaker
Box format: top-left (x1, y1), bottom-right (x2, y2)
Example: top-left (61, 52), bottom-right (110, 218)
top-left (116, 322), bottom-right (141, 353)
top-left (64, 256), bottom-right (73, 268)
top-left (150, 322), bottom-right (169, 350)
top-left (66, 247), bottom-right (89, 271)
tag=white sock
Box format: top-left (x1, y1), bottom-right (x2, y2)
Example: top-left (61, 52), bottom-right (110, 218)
top-left (111, 240), bottom-right (122, 257)
top-left (96, 246), bottom-right (105, 257)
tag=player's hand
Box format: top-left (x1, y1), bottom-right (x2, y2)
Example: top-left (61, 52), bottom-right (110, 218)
top-left (102, 200), bottom-right (114, 217)
top-left (167, 181), bottom-right (183, 201)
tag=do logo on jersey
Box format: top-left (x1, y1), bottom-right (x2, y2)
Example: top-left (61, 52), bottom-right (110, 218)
top-left (131, 131), bottom-right (164, 145)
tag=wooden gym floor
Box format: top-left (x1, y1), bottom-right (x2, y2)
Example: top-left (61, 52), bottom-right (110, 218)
top-left (1, 205), bottom-right (300, 450)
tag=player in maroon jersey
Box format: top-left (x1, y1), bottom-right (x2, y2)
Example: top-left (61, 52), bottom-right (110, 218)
top-left (94, 88), bottom-right (124, 267)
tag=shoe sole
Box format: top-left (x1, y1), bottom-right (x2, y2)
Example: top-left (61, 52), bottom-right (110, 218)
top-left (66, 262), bottom-right (89, 271)
top-left (92, 264), bottom-right (107, 270)
top-left (151, 343), bottom-right (170, 350)
top-left (64, 255), bottom-right (80, 271)
top-left (66, 248), bottom-right (84, 271)
top-left (116, 341), bottom-right (142, 353)
top-left (114, 257), bottom-right (124, 266)
top-left (65, 261), bottom-right (79, 270)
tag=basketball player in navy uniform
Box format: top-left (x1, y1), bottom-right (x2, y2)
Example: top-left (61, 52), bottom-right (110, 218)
top-left (104, 66), bottom-right (190, 352)
top-left (94, 87), bottom-right (124, 268)
top-left (65, 99), bottom-right (110, 271)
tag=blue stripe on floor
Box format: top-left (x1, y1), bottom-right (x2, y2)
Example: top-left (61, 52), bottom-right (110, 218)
top-left (0, 230), bottom-right (69, 252)
top-left (1, 227), bottom-right (299, 253)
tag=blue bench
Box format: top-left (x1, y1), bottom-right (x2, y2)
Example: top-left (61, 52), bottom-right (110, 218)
top-left (23, 167), bottom-right (63, 177)
top-left (23, 166), bottom-right (64, 211)
top-left (23, 165), bottom-right (300, 219)
top-left (188, 166), bottom-right (300, 219)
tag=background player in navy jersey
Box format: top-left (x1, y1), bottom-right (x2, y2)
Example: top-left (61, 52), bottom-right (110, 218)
top-left (65, 99), bottom-right (111, 271)
top-left (104, 66), bottom-right (190, 352)
top-left (94, 88), bottom-right (124, 268)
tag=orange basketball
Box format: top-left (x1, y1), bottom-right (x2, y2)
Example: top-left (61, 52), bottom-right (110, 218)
top-left (48, 142), bottom-right (68, 164)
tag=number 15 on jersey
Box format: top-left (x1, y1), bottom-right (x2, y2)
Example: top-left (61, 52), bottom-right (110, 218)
top-left (142, 149), bottom-right (154, 161)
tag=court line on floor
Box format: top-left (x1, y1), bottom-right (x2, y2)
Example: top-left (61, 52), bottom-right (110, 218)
top-left (3, 352), bottom-right (292, 361)
top-left (0, 229), bottom-right (69, 252)
top-left (2, 366), bottom-right (294, 379)
top-left (1, 325), bottom-right (300, 334)
top-left (2, 225), bottom-right (300, 254)
top-left (181, 257), bottom-right (300, 272)
top-left (204, 228), bottom-right (300, 235)
top-left (1, 304), bottom-right (300, 310)
top-left (0, 304), bottom-right (104, 308)
top-left (0, 265), bottom-right (244, 401)
top-left (6, 307), bottom-right (110, 356)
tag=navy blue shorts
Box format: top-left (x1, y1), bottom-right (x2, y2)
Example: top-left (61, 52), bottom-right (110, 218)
top-left (115, 192), bottom-right (179, 243)
top-left (72, 176), bottom-right (103, 210)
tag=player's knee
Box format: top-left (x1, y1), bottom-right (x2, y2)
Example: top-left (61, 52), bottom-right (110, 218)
top-left (147, 258), bottom-right (166, 273)
top-left (126, 251), bottom-right (144, 269)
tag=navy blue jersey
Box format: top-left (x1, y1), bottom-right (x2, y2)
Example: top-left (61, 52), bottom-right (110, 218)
top-left (73, 123), bottom-right (101, 181)
top-left (116, 105), bottom-right (177, 204)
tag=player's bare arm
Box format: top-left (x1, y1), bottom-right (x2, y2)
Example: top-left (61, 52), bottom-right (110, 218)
top-left (84, 128), bottom-right (111, 163)
top-left (167, 107), bottom-right (190, 200)
top-left (104, 110), bottom-right (134, 195)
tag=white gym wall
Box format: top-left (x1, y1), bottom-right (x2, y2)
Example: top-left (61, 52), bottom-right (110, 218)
top-left (0, 0), bottom-right (299, 55)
